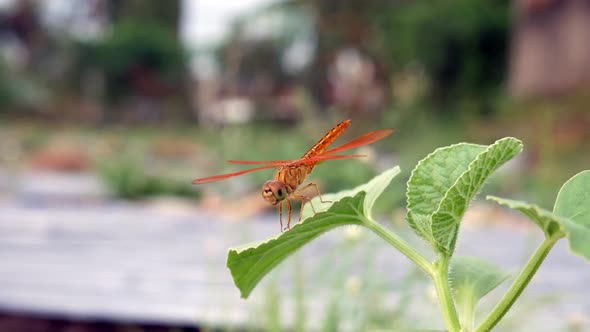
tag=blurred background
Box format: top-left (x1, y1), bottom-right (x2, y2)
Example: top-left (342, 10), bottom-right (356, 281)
top-left (0, 0), bottom-right (588, 331)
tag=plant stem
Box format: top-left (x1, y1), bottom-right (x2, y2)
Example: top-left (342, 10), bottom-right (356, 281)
top-left (475, 235), bottom-right (560, 332)
top-left (459, 291), bottom-right (475, 331)
top-left (363, 217), bottom-right (433, 275)
top-left (362, 218), bottom-right (461, 331)
top-left (433, 255), bottom-right (461, 332)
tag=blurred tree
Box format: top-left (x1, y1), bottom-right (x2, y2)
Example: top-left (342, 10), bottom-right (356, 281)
top-left (0, 60), bottom-right (12, 107)
top-left (107, 0), bottom-right (180, 33)
top-left (0, 0), bottom-right (50, 115)
top-left (94, 20), bottom-right (185, 98)
top-left (300, 0), bottom-right (392, 117)
top-left (65, 0), bottom-right (192, 123)
top-left (212, 0), bottom-right (510, 120)
top-left (88, 19), bottom-right (188, 122)
top-left (370, 0), bottom-right (510, 115)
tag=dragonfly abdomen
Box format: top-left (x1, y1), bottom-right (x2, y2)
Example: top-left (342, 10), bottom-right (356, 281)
top-left (301, 119), bottom-right (351, 170)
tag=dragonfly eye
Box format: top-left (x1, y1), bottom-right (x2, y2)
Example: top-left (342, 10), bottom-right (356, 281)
top-left (262, 180), bottom-right (287, 203)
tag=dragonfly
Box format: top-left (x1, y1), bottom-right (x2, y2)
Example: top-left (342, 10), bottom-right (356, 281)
top-left (192, 119), bottom-right (393, 231)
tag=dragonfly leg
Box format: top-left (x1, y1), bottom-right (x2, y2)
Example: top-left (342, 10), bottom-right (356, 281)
top-left (285, 198), bottom-right (292, 231)
top-left (291, 193), bottom-right (315, 222)
top-left (299, 196), bottom-right (312, 221)
top-left (279, 201), bottom-right (284, 232)
top-left (297, 182), bottom-right (332, 204)
top-left (293, 183), bottom-right (331, 219)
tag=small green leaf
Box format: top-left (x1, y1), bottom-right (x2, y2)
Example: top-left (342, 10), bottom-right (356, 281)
top-left (487, 196), bottom-right (562, 237)
top-left (450, 256), bottom-right (509, 330)
top-left (554, 170), bottom-right (590, 261)
top-left (407, 138), bottom-right (523, 254)
top-left (227, 166), bottom-right (400, 298)
top-left (489, 170), bottom-right (590, 261)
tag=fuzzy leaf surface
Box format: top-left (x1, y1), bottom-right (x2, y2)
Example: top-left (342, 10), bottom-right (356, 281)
top-left (407, 138), bottom-right (522, 254)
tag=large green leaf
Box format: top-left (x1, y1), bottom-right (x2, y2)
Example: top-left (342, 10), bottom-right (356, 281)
top-left (450, 256), bottom-right (509, 330)
top-left (407, 143), bottom-right (485, 250)
top-left (554, 170), bottom-right (590, 261)
top-left (432, 137), bottom-right (523, 253)
top-left (407, 138), bottom-right (523, 254)
top-left (227, 166), bottom-right (400, 298)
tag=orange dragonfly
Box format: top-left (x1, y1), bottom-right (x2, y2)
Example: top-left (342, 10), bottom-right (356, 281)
top-left (192, 119), bottom-right (393, 231)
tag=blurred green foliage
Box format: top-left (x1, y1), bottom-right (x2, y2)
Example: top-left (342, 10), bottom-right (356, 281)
top-left (96, 21), bottom-right (184, 75)
top-left (83, 20), bottom-right (186, 102)
top-left (98, 157), bottom-right (200, 200)
top-left (0, 59), bottom-right (44, 110)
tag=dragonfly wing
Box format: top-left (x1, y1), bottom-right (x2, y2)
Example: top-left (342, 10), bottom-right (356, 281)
top-left (287, 154), bottom-right (366, 167)
top-left (227, 159), bottom-right (296, 165)
top-left (196, 126), bottom-right (393, 183)
top-left (324, 129), bottom-right (394, 155)
top-left (192, 164), bottom-right (277, 184)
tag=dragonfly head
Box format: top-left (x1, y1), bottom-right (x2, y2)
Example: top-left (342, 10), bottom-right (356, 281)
top-left (262, 180), bottom-right (288, 205)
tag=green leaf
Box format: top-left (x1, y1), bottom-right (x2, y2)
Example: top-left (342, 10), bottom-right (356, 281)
top-left (302, 166), bottom-right (401, 219)
top-left (227, 166), bottom-right (401, 298)
top-left (407, 137), bottom-right (523, 253)
top-left (450, 256), bottom-right (510, 330)
top-left (432, 137), bottom-right (523, 253)
top-left (486, 196), bottom-right (562, 237)
top-left (554, 170), bottom-right (590, 261)
top-left (488, 170), bottom-right (590, 261)
top-left (407, 143), bottom-right (485, 249)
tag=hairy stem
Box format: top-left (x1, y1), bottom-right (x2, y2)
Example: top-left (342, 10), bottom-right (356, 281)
top-left (433, 255), bottom-right (461, 332)
top-left (363, 217), bottom-right (433, 276)
top-left (459, 291), bottom-right (476, 331)
top-left (475, 235), bottom-right (560, 332)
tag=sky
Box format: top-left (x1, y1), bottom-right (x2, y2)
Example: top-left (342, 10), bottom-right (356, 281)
top-left (181, 0), bottom-right (279, 48)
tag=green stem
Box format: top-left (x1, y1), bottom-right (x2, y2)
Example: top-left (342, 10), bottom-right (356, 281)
top-left (459, 293), bottom-right (475, 331)
top-left (362, 218), bottom-right (461, 331)
top-left (363, 217), bottom-right (433, 276)
top-left (475, 235), bottom-right (560, 332)
top-left (433, 255), bottom-right (461, 332)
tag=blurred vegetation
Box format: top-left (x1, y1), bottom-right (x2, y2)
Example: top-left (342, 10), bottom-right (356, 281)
top-left (371, 0), bottom-right (509, 114)
top-left (90, 20), bottom-right (186, 101)
top-left (0, 0), bottom-right (587, 208)
top-left (0, 61), bottom-right (13, 106)
top-left (98, 157), bottom-right (200, 200)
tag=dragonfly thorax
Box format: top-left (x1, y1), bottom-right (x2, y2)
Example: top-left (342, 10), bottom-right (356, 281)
top-left (262, 180), bottom-right (288, 205)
